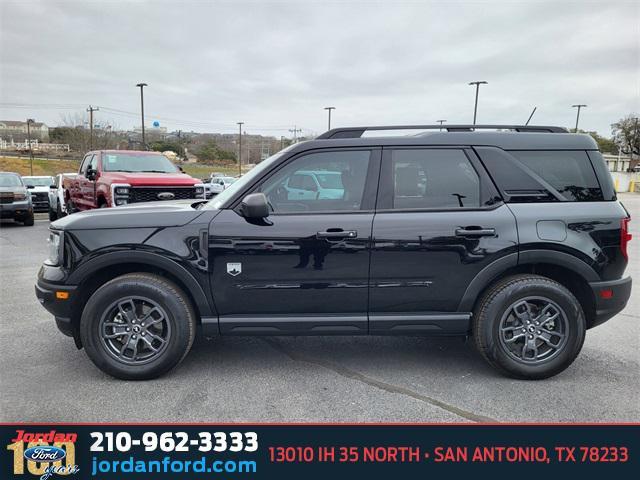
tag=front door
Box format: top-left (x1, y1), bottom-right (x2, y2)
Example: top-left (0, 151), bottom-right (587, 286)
top-left (79, 153), bottom-right (98, 208)
top-left (368, 147), bottom-right (518, 333)
top-left (209, 148), bottom-right (380, 335)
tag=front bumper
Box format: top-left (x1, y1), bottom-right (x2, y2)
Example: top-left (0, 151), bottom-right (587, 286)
top-left (0, 201), bottom-right (32, 219)
top-left (35, 278), bottom-right (77, 337)
top-left (589, 277), bottom-right (632, 328)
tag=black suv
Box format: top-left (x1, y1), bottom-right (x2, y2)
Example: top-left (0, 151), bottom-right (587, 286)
top-left (35, 125), bottom-right (632, 380)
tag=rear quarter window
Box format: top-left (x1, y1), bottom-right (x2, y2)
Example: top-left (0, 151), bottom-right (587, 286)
top-left (508, 150), bottom-right (603, 202)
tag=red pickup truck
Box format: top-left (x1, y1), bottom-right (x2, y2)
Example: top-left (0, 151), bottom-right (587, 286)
top-left (63, 150), bottom-right (205, 212)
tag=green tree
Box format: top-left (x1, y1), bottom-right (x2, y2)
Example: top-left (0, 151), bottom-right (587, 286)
top-left (611, 114), bottom-right (640, 156)
top-left (196, 140), bottom-right (236, 164)
top-left (149, 141), bottom-right (185, 158)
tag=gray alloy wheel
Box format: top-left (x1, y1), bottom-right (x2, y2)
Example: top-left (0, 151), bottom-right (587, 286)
top-left (498, 296), bottom-right (569, 364)
top-left (99, 296), bottom-right (172, 366)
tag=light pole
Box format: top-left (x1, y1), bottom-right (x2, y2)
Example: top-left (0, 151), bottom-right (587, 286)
top-left (571, 104), bottom-right (587, 132)
top-left (468, 81), bottom-right (488, 125)
top-left (87, 105), bottom-right (99, 149)
top-left (324, 107), bottom-right (336, 130)
top-left (136, 83), bottom-right (148, 147)
top-left (237, 122), bottom-right (244, 176)
top-left (436, 119), bottom-right (446, 131)
top-left (26, 119), bottom-right (34, 175)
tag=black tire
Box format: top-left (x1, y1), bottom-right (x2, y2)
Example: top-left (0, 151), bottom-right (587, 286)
top-left (473, 274), bottom-right (586, 380)
top-left (23, 212), bottom-right (34, 226)
top-left (49, 205), bottom-right (57, 221)
top-left (80, 273), bottom-right (197, 380)
top-left (66, 198), bottom-right (75, 214)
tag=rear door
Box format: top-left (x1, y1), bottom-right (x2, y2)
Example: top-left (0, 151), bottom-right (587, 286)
top-left (208, 147), bottom-right (380, 335)
top-left (368, 146), bottom-right (518, 334)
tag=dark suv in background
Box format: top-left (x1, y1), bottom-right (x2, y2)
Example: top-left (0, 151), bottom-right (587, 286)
top-left (36, 125), bottom-right (632, 380)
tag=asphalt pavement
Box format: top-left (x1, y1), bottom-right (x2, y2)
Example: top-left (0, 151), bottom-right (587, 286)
top-left (1, 195), bottom-right (638, 422)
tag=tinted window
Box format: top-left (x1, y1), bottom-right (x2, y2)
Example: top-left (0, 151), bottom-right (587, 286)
top-left (102, 152), bottom-right (178, 173)
top-left (258, 150), bottom-right (371, 213)
top-left (509, 151), bottom-right (602, 201)
top-left (390, 149), bottom-right (480, 209)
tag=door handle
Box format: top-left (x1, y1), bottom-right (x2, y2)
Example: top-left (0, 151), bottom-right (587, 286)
top-left (455, 227), bottom-right (496, 237)
top-left (316, 229), bottom-right (357, 239)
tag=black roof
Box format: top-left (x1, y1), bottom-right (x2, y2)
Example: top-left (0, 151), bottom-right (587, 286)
top-left (295, 125), bottom-right (598, 152)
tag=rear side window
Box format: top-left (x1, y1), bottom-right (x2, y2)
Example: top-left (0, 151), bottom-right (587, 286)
top-left (509, 151), bottom-right (602, 201)
top-left (390, 149), bottom-right (480, 209)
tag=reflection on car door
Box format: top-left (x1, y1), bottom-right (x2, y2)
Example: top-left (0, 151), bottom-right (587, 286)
top-left (368, 147), bottom-right (518, 334)
top-left (208, 148), bottom-right (380, 335)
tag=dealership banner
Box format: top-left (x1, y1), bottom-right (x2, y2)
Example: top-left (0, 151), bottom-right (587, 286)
top-left (2, 424), bottom-right (637, 479)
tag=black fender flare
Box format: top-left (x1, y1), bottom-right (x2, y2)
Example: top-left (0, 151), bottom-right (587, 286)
top-left (457, 250), bottom-right (599, 312)
top-left (67, 250), bottom-right (215, 317)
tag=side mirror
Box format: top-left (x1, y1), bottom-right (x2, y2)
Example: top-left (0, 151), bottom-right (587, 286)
top-left (86, 168), bottom-right (97, 181)
top-left (26, 185), bottom-right (35, 189)
top-left (239, 193), bottom-right (269, 219)
top-left (50, 184), bottom-right (57, 189)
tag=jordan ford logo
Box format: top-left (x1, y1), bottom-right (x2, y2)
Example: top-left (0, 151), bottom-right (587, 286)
top-left (157, 192), bottom-right (175, 200)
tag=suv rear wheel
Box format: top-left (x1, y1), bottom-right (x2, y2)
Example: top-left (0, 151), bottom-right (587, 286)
top-left (473, 274), bottom-right (586, 379)
top-left (80, 273), bottom-right (196, 380)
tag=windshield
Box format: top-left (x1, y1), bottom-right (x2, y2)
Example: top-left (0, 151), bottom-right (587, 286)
top-left (221, 177), bottom-right (237, 184)
top-left (102, 153), bottom-right (179, 173)
top-left (314, 172), bottom-right (342, 189)
top-left (22, 176), bottom-right (53, 186)
top-left (0, 174), bottom-right (23, 187)
top-left (205, 145), bottom-right (296, 210)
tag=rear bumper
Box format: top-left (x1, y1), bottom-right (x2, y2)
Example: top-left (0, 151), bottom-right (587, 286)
top-left (589, 277), bottom-right (632, 328)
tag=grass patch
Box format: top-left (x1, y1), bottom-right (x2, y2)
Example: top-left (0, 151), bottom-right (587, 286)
top-left (0, 156), bottom-right (80, 176)
top-left (0, 156), bottom-right (245, 179)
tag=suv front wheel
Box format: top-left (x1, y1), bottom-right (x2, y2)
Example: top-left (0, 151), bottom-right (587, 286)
top-left (473, 274), bottom-right (586, 380)
top-left (80, 273), bottom-right (196, 380)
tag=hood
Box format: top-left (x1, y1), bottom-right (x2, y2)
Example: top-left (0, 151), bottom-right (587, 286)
top-left (51, 199), bottom-right (212, 230)
top-left (101, 172), bottom-right (200, 186)
top-left (0, 186), bottom-right (28, 193)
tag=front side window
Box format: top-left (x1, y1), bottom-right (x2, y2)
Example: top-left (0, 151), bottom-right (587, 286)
top-left (390, 149), bottom-right (480, 209)
top-left (258, 150), bottom-right (371, 213)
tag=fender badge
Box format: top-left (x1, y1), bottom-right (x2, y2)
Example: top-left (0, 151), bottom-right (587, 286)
top-left (227, 263), bottom-right (242, 276)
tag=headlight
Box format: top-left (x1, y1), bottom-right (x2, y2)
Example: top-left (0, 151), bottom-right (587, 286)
top-left (14, 192), bottom-right (27, 201)
top-left (115, 198), bottom-right (128, 205)
top-left (194, 185), bottom-right (205, 198)
top-left (115, 186), bottom-right (129, 195)
top-left (47, 230), bottom-right (62, 266)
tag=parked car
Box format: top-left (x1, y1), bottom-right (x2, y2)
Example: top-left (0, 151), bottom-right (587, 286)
top-left (22, 175), bottom-right (55, 212)
top-left (284, 170), bottom-right (344, 200)
top-left (0, 172), bottom-right (34, 226)
top-left (61, 150), bottom-right (205, 212)
top-left (208, 175), bottom-right (237, 197)
top-left (48, 173), bottom-right (76, 221)
top-left (36, 124), bottom-right (632, 380)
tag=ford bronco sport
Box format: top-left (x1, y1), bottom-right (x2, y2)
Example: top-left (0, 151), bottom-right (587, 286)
top-left (35, 125), bottom-right (632, 380)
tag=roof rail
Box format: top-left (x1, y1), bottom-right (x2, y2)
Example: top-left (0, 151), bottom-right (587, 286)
top-left (316, 124), bottom-right (569, 139)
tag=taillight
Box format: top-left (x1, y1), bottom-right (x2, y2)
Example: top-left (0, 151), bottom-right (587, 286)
top-left (621, 217), bottom-right (632, 260)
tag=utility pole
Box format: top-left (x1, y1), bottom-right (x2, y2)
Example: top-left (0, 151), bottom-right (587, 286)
top-left (525, 107), bottom-right (537, 126)
top-left (571, 104), bottom-right (587, 132)
top-left (280, 136), bottom-right (285, 150)
top-left (87, 105), bottom-right (99, 149)
top-left (289, 126), bottom-right (302, 143)
top-left (468, 81), bottom-right (488, 125)
top-left (136, 83), bottom-right (148, 148)
top-left (324, 107), bottom-right (336, 130)
top-left (237, 122), bottom-right (244, 176)
top-left (436, 119), bottom-right (446, 131)
top-left (26, 119), bottom-right (34, 175)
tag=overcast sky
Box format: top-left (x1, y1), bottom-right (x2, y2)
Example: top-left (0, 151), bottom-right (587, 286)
top-left (1, 0), bottom-right (638, 138)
